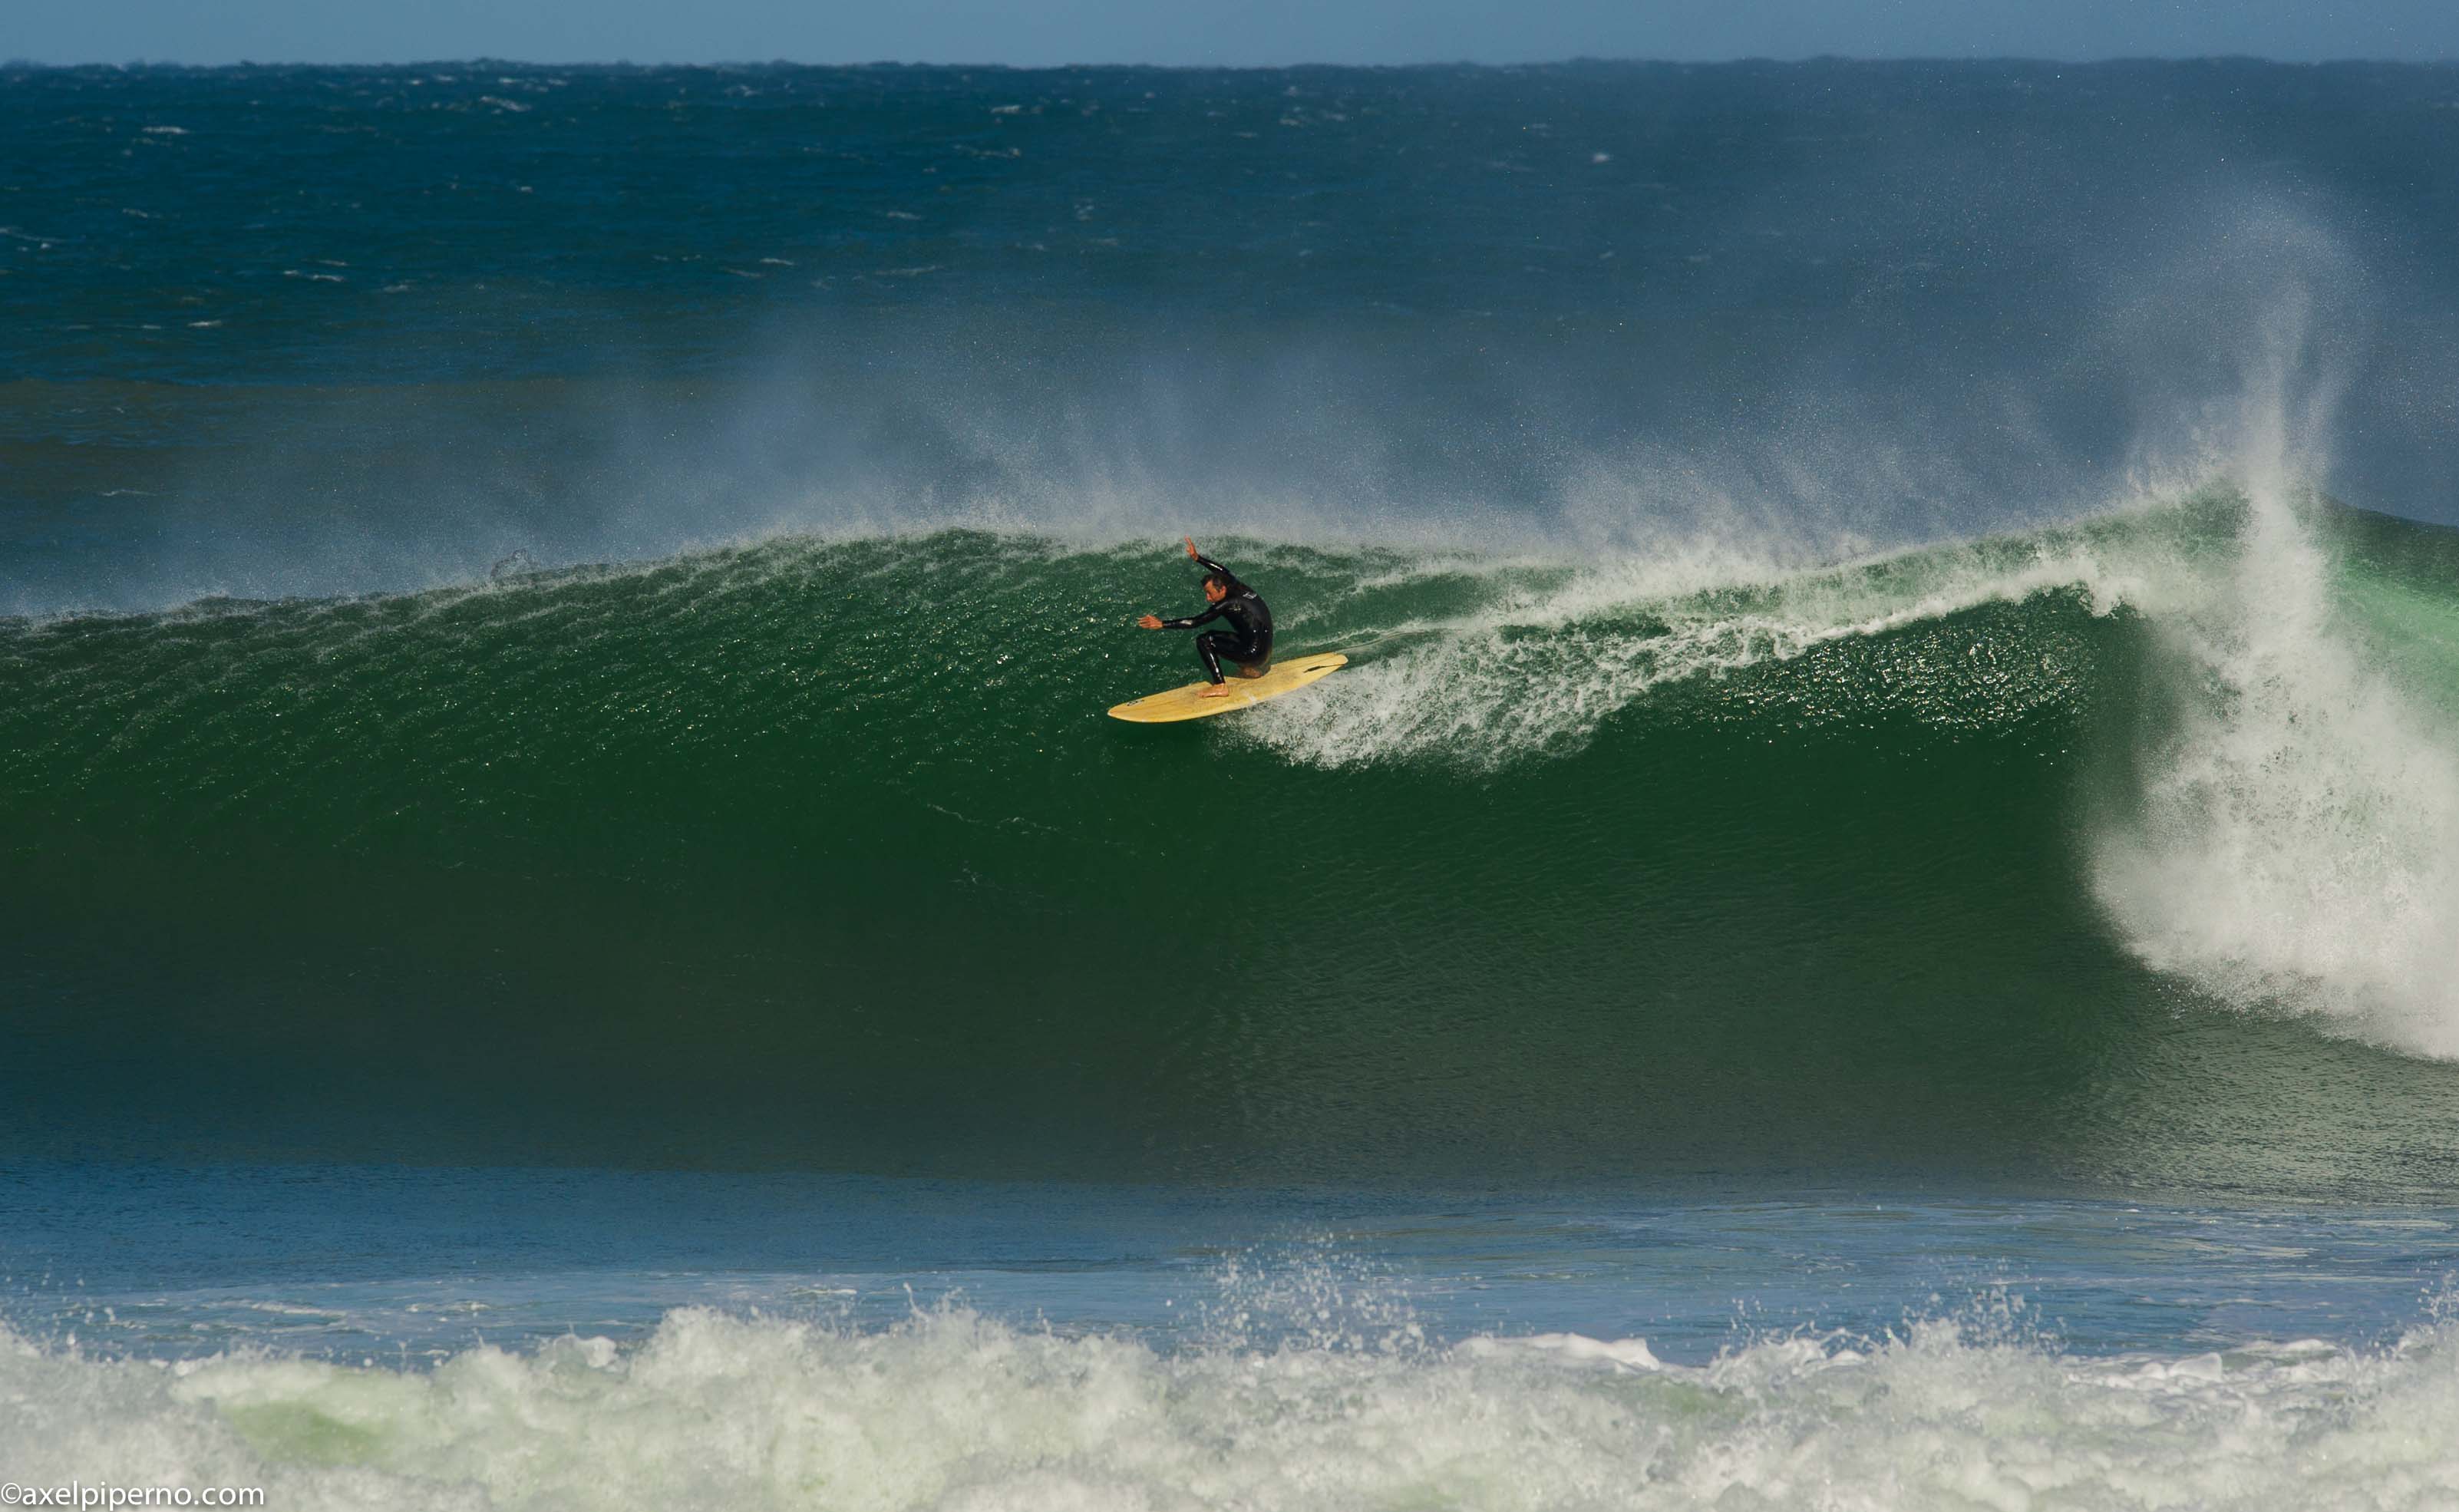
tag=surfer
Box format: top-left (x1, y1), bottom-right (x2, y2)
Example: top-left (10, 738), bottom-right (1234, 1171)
top-left (1137, 537), bottom-right (1274, 697)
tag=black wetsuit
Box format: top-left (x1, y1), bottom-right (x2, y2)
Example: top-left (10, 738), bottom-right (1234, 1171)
top-left (1160, 553), bottom-right (1274, 682)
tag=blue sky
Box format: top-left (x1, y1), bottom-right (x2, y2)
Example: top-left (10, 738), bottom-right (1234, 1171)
top-left (10, 0), bottom-right (2457, 66)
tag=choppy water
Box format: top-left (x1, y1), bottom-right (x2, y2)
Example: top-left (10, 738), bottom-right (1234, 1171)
top-left (8, 1164), bottom-right (2459, 1510)
top-left (8, 58), bottom-right (2459, 1509)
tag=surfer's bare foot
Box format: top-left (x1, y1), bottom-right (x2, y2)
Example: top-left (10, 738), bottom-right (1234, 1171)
top-left (1200, 683), bottom-right (1233, 698)
top-left (1237, 665), bottom-right (1266, 678)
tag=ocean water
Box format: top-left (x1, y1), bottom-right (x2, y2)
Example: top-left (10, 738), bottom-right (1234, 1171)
top-left (8, 58), bottom-right (2459, 1508)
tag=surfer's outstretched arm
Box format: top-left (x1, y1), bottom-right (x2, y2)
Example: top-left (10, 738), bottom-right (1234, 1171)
top-left (1143, 602), bottom-right (1226, 630)
top-left (1183, 536), bottom-right (1234, 579)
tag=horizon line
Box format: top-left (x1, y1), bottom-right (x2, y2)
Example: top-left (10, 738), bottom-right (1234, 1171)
top-left (8, 52), bottom-right (2459, 71)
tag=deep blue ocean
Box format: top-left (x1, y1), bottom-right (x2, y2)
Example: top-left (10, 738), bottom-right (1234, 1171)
top-left (8, 59), bottom-right (2459, 1508)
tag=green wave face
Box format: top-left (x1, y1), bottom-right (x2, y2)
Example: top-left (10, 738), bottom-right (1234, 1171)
top-left (9, 497), bottom-right (2459, 1197)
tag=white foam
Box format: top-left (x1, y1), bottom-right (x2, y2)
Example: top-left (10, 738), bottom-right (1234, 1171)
top-left (1240, 513), bottom-right (2181, 770)
top-left (1191, 293), bottom-right (2459, 1063)
top-left (2088, 320), bottom-right (2459, 1058)
top-left (5, 1308), bottom-right (2455, 1511)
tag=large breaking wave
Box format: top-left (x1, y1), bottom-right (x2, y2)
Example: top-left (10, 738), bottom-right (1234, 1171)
top-left (5, 459), bottom-right (2459, 1190)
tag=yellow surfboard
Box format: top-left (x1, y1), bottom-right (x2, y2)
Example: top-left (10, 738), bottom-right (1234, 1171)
top-left (1107, 653), bottom-right (1348, 723)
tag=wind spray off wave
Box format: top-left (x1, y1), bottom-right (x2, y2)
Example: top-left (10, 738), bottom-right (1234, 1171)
top-left (9, 475), bottom-right (2459, 1190)
top-left (15, 60), bottom-right (2459, 1512)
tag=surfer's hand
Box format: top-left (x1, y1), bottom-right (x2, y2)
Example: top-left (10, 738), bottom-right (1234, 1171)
top-left (1137, 613), bottom-right (1163, 629)
top-left (1183, 536), bottom-right (1200, 560)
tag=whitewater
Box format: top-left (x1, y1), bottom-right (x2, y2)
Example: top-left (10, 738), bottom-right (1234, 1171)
top-left (10, 1305), bottom-right (2459, 1512)
top-left (12, 56), bottom-right (2459, 1512)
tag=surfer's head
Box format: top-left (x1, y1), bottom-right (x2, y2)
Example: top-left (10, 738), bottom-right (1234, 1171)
top-left (1202, 573), bottom-right (1233, 602)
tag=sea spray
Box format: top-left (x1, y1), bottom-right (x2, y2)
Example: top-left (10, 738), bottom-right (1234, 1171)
top-left (12, 498), bottom-right (2459, 1189)
top-left (2088, 311), bottom-right (2459, 1056)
